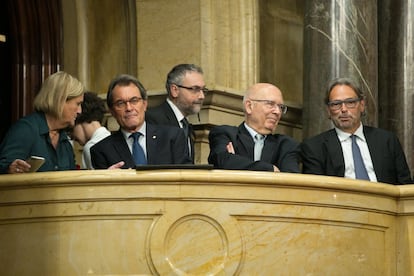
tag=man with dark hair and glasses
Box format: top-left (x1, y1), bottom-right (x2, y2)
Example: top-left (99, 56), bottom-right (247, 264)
top-left (300, 77), bottom-right (412, 184)
top-left (146, 64), bottom-right (207, 163)
top-left (90, 74), bottom-right (192, 169)
top-left (208, 83), bottom-right (300, 172)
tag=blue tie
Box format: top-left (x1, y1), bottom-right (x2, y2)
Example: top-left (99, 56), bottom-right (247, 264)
top-left (130, 132), bottom-right (147, 165)
top-left (351, 135), bottom-right (369, 180)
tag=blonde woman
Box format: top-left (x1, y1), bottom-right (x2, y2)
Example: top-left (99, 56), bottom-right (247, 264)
top-left (0, 71), bottom-right (85, 173)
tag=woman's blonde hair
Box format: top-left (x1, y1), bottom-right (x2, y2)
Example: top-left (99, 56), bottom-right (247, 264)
top-left (33, 71), bottom-right (85, 119)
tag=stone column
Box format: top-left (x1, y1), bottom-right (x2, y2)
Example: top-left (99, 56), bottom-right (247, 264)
top-left (62, 0), bottom-right (137, 92)
top-left (196, 0), bottom-right (260, 163)
top-left (200, 0), bottom-right (259, 93)
top-left (378, 1), bottom-right (414, 174)
top-left (303, 0), bottom-right (378, 138)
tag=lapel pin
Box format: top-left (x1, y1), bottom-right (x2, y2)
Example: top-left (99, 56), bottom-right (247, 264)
top-left (152, 135), bottom-right (157, 139)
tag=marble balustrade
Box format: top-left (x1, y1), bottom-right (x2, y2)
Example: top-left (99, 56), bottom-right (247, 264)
top-left (0, 169), bottom-right (413, 275)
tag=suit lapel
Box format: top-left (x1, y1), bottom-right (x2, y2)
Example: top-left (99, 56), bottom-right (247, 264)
top-left (164, 102), bottom-right (194, 162)
top-left (363, 126), bottom-right (380, 176)
top-left (261, 135), bottom-right (277, 162)
top-left (145, 125), bottom-right (157, 164)
top-left (113, 131), bottom-right (135, 167)
top-left (238, 124), bottom-right (255, 158)
top-left (324, 129), bottom-right (345, 174)
top-left (163, 102), bottom-right (181, 127)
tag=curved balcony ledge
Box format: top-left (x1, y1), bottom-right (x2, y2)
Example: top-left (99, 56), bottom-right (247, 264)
top-left (0, 170), bottom-right (412, 275)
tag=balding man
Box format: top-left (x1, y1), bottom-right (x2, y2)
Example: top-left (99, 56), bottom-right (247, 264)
top-left (208, 83), bottom-right (300, 172)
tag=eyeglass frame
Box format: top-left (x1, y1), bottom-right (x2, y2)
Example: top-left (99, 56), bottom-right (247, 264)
top-left (248, 98), bottom-right (288, 114)
top-left (174, 84), bottom-right (209, 94)
top-left (113, 96), bottom-right (144, 109)
top-left (326, 97), bottom-right (362, 110)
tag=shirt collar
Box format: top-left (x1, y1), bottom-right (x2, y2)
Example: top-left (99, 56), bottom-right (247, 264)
top-left (37, 112), bottom-right (51, 136)
top-left (122, 121), bottom-right (147, 139)
top-left (353, 124), bottom-right (366, 141)
top-left (37, 112), bottom-right (70, 142)
top-left (334, 123), bottom-right (365, 142)
top-left (166, 98), bottom-right (185, 122)
top-left (244, 123), bottom-right (266, 139)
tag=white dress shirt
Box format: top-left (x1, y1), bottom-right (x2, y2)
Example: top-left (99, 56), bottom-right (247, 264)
top-left (122, 122), bottom-right (147, 158)
top-left (82, 126), bottom-right (111, 169)
top-left (335, 124), bottom-right (378, 182)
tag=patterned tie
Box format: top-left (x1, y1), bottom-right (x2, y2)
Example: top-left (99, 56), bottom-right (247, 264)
top-left (351, 135), bottom-right (369, 180)
top-left (254, 134), bottom-right (265, 161)
top-left (130, 132), bottom-right (147, 165)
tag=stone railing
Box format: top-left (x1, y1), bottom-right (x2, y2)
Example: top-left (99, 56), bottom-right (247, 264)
top-left (0, 169), bottom-right (412, 275)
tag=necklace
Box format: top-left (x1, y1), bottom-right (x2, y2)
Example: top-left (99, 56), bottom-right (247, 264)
top-left (49, 130), bottom-right (59, 137)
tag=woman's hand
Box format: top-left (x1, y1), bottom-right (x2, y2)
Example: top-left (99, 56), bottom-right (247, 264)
top-left (8, 159), bottom-right (31, 174)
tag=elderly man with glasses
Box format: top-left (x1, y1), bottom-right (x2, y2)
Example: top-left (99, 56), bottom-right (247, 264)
top-left (208, 83), bottom-right (300, 173)
top-left (300, 77), bottom-right (412, 185)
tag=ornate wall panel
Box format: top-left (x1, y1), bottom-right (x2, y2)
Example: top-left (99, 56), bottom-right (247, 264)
top-left (0, 170), bottom-right (412, 275)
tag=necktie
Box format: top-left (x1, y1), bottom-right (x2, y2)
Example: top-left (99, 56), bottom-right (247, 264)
top-left (130, 132), bottom-right (147, 165)
top-left (351, 135), bottom-right (369, 180)
top-left (181, 118), bottom-right (192, 158)
top-left (181, 118), bottom-right (189, 139)
top-left (254, 134), bottom-right (265, 161)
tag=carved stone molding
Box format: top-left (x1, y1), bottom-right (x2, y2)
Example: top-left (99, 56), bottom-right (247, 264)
top-left (0, 170), bottom-right (412, 275)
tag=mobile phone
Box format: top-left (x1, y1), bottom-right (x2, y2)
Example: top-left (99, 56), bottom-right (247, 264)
top-left (26, 155), bottom-right (45, 172)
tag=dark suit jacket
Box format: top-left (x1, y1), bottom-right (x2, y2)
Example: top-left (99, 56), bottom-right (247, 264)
top-left (146, 101), bottom-right (194, 162)
top-left (90, 123), bottom-right (192, 169)
top-left (208, 124), bottom-right (300, 172)
top-left (300, 126), bottom-right (412, 184)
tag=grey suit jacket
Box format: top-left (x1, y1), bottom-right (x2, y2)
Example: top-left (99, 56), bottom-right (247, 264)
top-left (300, 126), bottom-right (412, 184)
top-left (91, 123), bottom-right (192, 169)
top-left (208, 123), bottom-right (300, 172)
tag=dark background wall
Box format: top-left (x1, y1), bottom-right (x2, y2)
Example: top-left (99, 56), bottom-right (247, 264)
top-left (0, 0), bottom-right (62, 142)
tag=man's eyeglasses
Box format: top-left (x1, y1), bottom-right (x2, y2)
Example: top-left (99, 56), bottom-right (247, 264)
top-left (113, 97), bottom-right (143, 109)
top-left (249, 99), bottom-right (287, 114)
top-left (175, 84), bottom-right (209, 94)
top-left (327, 98), bottom-right (361, 110)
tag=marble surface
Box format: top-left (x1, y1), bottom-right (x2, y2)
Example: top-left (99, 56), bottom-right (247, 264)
top-left (0, 170), bottom-right (412, 275)
top-left (303, 0), bottom-right (378, 137)
top-left (378, 0), bottom-right (414, 174)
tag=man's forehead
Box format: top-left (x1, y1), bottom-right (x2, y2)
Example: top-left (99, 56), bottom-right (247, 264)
top-left (113, 84), bottom-right (141, 96)
top-left (329, 85), bottom-right (357, 99)
top-left (256, 87), bottom-right (282, 99)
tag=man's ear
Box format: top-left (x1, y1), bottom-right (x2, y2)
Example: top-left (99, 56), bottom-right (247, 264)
top-left (170, 85), bottom-right (179, 98)
top-left (244, 100), bottom-right (253, 114)
top-left (110, 108), bottom-right (116, 117)
top-left (143, 99), bottom-right (148, 111)
top-left (360, 98), bottom-right (366, 112)
top-left (325, 106), bottom-right (331, 119)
